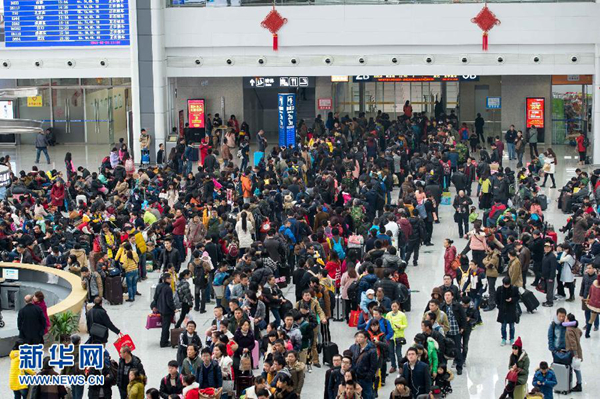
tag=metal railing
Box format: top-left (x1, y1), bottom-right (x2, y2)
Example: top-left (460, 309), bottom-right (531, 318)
top-left (169, 0), bottom-right (593, 7)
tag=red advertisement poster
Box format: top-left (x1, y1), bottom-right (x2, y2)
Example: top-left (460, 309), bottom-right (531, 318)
top-left (526, 97), bottom-right (545, 128)
top-left (188, 99), bottom-right (205, 129)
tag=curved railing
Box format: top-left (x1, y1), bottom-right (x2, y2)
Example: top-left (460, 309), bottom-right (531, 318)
top-left (0, 119), bottom-right (44, 135)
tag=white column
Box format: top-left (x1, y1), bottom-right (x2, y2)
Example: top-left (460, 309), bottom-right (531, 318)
top-left (151, 0), bottom-right (168, 150)
top-left (129, 0), bottom-right (141, 159)
top-left (594, 44), bottom-right (600, 164)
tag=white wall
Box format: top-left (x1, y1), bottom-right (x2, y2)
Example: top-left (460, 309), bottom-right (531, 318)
top-left (164, 3), bottom-right (600, 77)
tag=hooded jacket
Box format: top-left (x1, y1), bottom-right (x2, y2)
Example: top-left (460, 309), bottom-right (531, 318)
top-left (9, 350), bottom-right (35, 391)
top-left (287, 361), bottom-right (306, 394)
top-left (547, 315), bottom-right (566, 352)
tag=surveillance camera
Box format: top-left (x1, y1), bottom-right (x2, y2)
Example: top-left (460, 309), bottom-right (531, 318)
top-left (290, 58), bottom-right (298, 65)
top-left (100, 59), bottom-right (107, 67)
top-left (67, 60), bottom-right (75, 67)
top-left (226, 58), bottom-right (233, 65)
top-left (1, 61), bottom-right (10, 69)
top-left (195, 59), bottom-right (201, 65)
top-left (533, 56), bottom-right (541, 63)
top-left (461, 57), bottom-right (468, 64)
top-left (571, 56), bottom-right (578, 63)
top-left (34, 60), bottom-right (43, 68)
top-left (358, 57), bottom-right (365, 64)
top-left (391, 57), bottom-right (398, 64)
top-left (257, 57), bottom-right (266, 65)
top-left (497, 56), bottom-right (504, 64)
top-left (425, 57), bottom-right (433, 64)
top-left (324, 57), bottom-right (333, 65)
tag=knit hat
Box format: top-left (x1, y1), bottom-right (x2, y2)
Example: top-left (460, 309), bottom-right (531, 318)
top-left (513, 337), bottom-right (523, 349)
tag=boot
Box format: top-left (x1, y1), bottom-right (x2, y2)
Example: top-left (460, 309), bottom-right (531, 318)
top-left (571, 384), bottom-right (582, 392)
top-left (585, 322), bottom-right (592, 338)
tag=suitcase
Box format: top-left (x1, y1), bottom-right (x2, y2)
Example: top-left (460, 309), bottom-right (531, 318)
top-left (552, 362), bottom-right (572, 394)
top-left (322, 342), bottom-right (339, 366)
top-left (104, 275), bottom-right (123, 305)
top-left (236, 375), bottom-right (254, 397)
top-left (251, 340), bottom-right (260, 369)
top-left (561, 193), bottom-right (572, 214)
top-left (170, 327), bottom-right (184, 348)
top-left (333, 294), bottom-right (344, 321)
top-left (538, 194), bottom-right (548, 211)
top-left (520, 289), bottom-right (540, 313)
top-left (146, 314), bottom-right (162, 329)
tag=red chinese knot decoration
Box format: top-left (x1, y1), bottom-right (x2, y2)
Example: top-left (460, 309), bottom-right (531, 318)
top-left (261, 6), bottom-right (287, 51)
top-left (471, 4), bottom-right (500, 51)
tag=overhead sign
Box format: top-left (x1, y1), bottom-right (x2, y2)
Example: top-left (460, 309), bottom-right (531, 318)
top-left (3, 0), bottom-right (130, 48)
top-left (244, 76), bottom-right (313, 89)
top-left (187, 99), bottom-right (205, 129)
top-left (27, 96), bottom-right (42, 107)
top-left (552, 75), bottom-right (593, 85)
top-left (331, 76), bottom-right (349, 82)
top-left (352, 75), bottom-right (479, 83)
top-left (486, 97), bottom-right (501, 110)
top-left (278, 93), bottom-right (296, 148)
top-left (526, 97), bottom-right (545, 129)
top-left (318, 98), bottom-right (332, 110)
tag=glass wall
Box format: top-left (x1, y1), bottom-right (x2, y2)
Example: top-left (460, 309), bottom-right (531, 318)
top-left (551, 84), bottom-right (592, 145)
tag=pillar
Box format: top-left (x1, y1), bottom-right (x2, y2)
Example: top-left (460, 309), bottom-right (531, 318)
top-left (130, 0), bottom-right (168, 163)
top-left (594, 44), bottom-right (600, 164)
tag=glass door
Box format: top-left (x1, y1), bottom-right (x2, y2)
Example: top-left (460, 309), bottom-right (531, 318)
top-left (52, 88), bottom-right (85, 143)
top-left (85, 88), bottom-right (113, 144)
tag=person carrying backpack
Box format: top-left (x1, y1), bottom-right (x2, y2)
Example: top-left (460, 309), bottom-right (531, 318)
top-left (327, 228), bottom-right (346, 262)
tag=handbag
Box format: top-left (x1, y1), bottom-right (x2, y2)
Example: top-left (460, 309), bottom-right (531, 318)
top-left (89, 309), bottom-right (108, 339)
top-left (349, 309), bottom-right (360, 328)
top-left (552, 350), bottom-right (573, 365)
top-left (453, 212), bottom-right (461, 223)
top-left (239, 354), bottom-right (252, 372)
top-left (114, 333), bottom-right (136, 353)
top-left (395, 337), bottom-right (407, 346)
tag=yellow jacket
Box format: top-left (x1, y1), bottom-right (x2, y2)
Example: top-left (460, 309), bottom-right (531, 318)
top-left (9, 350), bottom-right (35, 391)
top-left (127, 377), bottom-right (146, 399)
top-left (115, 246), bottom-right (140, 273)
top-left (129, 230), bottom-right (147, 254)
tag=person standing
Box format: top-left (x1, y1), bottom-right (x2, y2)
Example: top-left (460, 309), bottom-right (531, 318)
top-left (349, 331), bottom-right (378, 399)
top-left (117, 347), bottom-right (145, 399)
top-left (401, 347), bottom-right (431, 399)
top-left (564, 313), bottom-right (583, 392)
top-left (452, 190), bottom-right (472, 238)
top-left (515, 131), bottom-right (526, 168)
top-left (580, 264), bottom-right (599, 333)
top-left (482, 245), bottom-right (501, 311)
top-left (140, 129), bottom-right (151, 164)
top-left (439, 290), bottom-right (466, 375)
top-left (35, 130), bottom-right (51, 164)
top-left (17, 295), bottom-right (47, 345)
top-left (474, 113), bottom-right (485, 144)
top-left (9, 341), bottom-right (35, 399)
top-left (527, 125), bottom-right (539, 159)
top-left (505, 125), bottom-right (517, 161)
top-left (575, 131), bottom-right (588, 165)
top-left (172, 209), bottom-right (187, 263)
top-left (153, 273), bottom-right (176, 348)
top-left (541, 242), bottom-right (558, 307)
top-left (495, 277), bottom-right (519, 346)
top-left (547, 308), bottom-right (567, 357)
top-left (584, 274), bottom-right (600, 338)
top-left (541, 149), bottom-right (557, 188)
top-left (385, 300), bottom-right (408, 374)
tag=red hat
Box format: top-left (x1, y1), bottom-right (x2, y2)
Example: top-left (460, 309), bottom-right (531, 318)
top-left (513, 337), bottom-right (523, 348)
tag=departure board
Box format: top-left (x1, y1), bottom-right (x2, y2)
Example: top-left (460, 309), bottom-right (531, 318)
top-left (3, 0), bottom-right (130, 47)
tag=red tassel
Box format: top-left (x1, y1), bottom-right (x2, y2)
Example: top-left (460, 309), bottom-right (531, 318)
top-left (482, 32), bottom-right (488, 51)
top-left (273, 33), bottom-right (278, 51)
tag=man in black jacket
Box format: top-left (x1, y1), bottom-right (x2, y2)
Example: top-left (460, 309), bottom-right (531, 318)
top-left (117, 345), bottom-right (145, 399)
top-left (529, 230), bottom-right (545, 287)
top-left (405, 213), bottom-right (424, 266)
top-left (17, 295), bottom-right (47, 344)
top-left (451, 167), bottom-right (469, 193)
top-left (159, 239), bottom-right (181, 272)
top-left (87, 297), bottom-right (121, 344)
top-left (374, 269), bottom-right (400, 302)
top-left (542, 242), bottom-right (559, 307)
top-left (349, 331), bottom-right (378, 399)
top-left (159, 360), bottom-right (184, 398)
top-left (153, 273), bottom-right (176, 347)
top-left (440, 290), bottom-right (466, 375)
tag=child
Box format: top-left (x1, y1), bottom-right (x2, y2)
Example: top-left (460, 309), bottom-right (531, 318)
top-left (434, 364), bottom-right (454, 397)
top-left (468, 206), bottom-right (479, 225)
top-left (532, 362), bottom-right (557, 399)
top-left (389, 377), bottom-right (411, 398)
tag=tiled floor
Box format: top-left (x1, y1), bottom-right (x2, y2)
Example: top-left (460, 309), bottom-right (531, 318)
top-left (0, 143), bottom-right (598, 398)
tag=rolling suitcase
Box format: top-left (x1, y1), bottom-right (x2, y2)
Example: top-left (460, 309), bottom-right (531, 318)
top-left (538, 194), bottom-right (548, 211)
top-left (333, 294), bottom-right (344, 321)
top-left (322, 342), bottom-right (339, 366)
top-left (236, 375), bottom-right (254, 397)
top-left (520, 289), bottom-right (540, 313)
top-left (170, 327), bottom-right (184, 348)
top-left (104, 275), bottom-right (123, 305)
top-left (552, 362), bottom-right (572, 394)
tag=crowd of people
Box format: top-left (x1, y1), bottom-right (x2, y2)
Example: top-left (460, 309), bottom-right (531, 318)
top-left (6, 105), bottom-right (600, 399)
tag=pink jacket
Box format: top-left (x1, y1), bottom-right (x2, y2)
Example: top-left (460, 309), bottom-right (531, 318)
top-left (34, 300), bottom-right (50, 334)
top-left (469, 231), bottom-right (488, 252)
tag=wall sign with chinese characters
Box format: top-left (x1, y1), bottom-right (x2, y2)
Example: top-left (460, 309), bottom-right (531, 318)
top-left (486, 97), bottom-right (501, 110)
top-left (187, 99), bottom-right (205, 129)
top-left (278, 93), bottom-right (296, 148)
top-left (3, 0), bottom-right (130, 48)
top-left (526, 97), bottom-right (545, 128)
top-left (352, 75), bottom-right (479, 83)
top-left (244, 76), bottom-right (313, 89)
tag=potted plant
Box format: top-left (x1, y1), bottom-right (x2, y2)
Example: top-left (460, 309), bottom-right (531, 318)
top-left (49, 311), bottom-right (80, 343)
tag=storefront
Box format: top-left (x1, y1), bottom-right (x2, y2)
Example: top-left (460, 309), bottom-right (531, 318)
top-left (551, 75), bottom-right (593, 145)
top-left (2, 78), bottom-right (132, 145)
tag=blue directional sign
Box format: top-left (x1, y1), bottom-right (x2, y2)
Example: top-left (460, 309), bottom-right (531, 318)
top-left (278, 93), bottom-right (296, 148)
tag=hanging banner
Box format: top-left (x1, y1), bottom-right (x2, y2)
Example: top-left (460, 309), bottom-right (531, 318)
top-left (526, 97), bottom-right (545, 128)
top-left (187, 99), bottom-right (205, 129)
top-left (278, 93), bottom-right (296, 148)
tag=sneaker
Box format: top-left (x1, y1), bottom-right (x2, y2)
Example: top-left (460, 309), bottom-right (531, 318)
top-left (389, 367), bottom-right (397, 373)
top-left (510, 339), bottom-right (514, 345)
top-left (594, 326), bottom-right (599, 331)
top-left (501, 339), bottom-right (506, 346)
top-left (542, 302), bottom-right (554, 307)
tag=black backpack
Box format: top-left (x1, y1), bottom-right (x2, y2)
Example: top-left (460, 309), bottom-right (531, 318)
top-left (443, 336), bottom-right (457, 359)
top-left (347, 280), bottom-right (360, 304)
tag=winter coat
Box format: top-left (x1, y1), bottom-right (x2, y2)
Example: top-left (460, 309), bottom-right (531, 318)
top-left (482, 249), bottom-right (500, 278)
top-left (182, 356), bottom-right (202, 377)
top-left (50, 184), bottom-right (65, 207)
top-left (9, 350), bottom-right (35, 391)
top-left (127, 376), bottom-right (147, 399)
top-left (401, 360), bottom-right (431, 398)
top-left (580, 271), bottom-right (597, 310)
top-left (70, 248), bottom-right (89, 269)
top-left (374, 277), bottom-right (400, 302)
top-left (509, 351), bottom-right (530, 387)
top-left (495, 285), bottom-right (520, 324)
top-left (196, 360), bottom-right (223, 389)
top-left (532, 369), bottom-right (557, 399)
top-left (154, 281), bottom-right (176, 316)
top-left (176, 279), bottom-right (194, 306)
top-left (507, 258), bottom-right (523, 288)
top-left (558, 254), bottom-right (575, 284)
top-left (565, 326), bottom-right (583, 360)
top-left (86, 304), bottom-right (120, 343)
top-left (349, 341), bottom-right (378, 382)
top-left (547, 315), bottom-right (567, 352)
top-left (587, 281), bottom-right (600, 312)
top-left (33, 300), bottom-right (50, 334)
top-left (572, 217), bottom-right (589, 245)
top-left (542, 252), bottom-right (558, 280)
top-left (117, 355), bottom-right (145, 391)
top-left (444, 246), bottom-right (457, 279)
top-left (287, 361), bottom-right (306, 395)
top-left (17, 303), bottom-right (46, 344)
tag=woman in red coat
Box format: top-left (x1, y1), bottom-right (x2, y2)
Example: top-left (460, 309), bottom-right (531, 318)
top-left (443, 238), bottom-right (457, 280)
top-left (199, 137), bottom-right (210, 166)
top-left (50, 181), bottom-right (65, 210)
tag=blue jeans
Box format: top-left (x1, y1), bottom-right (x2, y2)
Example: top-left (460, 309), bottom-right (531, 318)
top-left (358, 379), bottom-right (373, 399)
top-left (36, 147), bottom-right (50, 163)
top-left (585, 309), bottom-right (600, 328)
top-left (270, 307), bottom-right (281, 328)
top-left (71, 384), bottom-right (84, 399)
top-left (125, 270), bottom-right (138, 300)
top-left (186, 160), bottom-right (194, 175)
top-left (388, 338), bottom-right (403, 369)
top-left (501, 321), bottom-right (515, 341)
top-left (507, 143), bottom-right (516, 160)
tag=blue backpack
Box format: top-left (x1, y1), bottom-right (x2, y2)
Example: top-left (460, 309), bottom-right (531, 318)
top-left (328, 237), bottom-right (346, 260)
